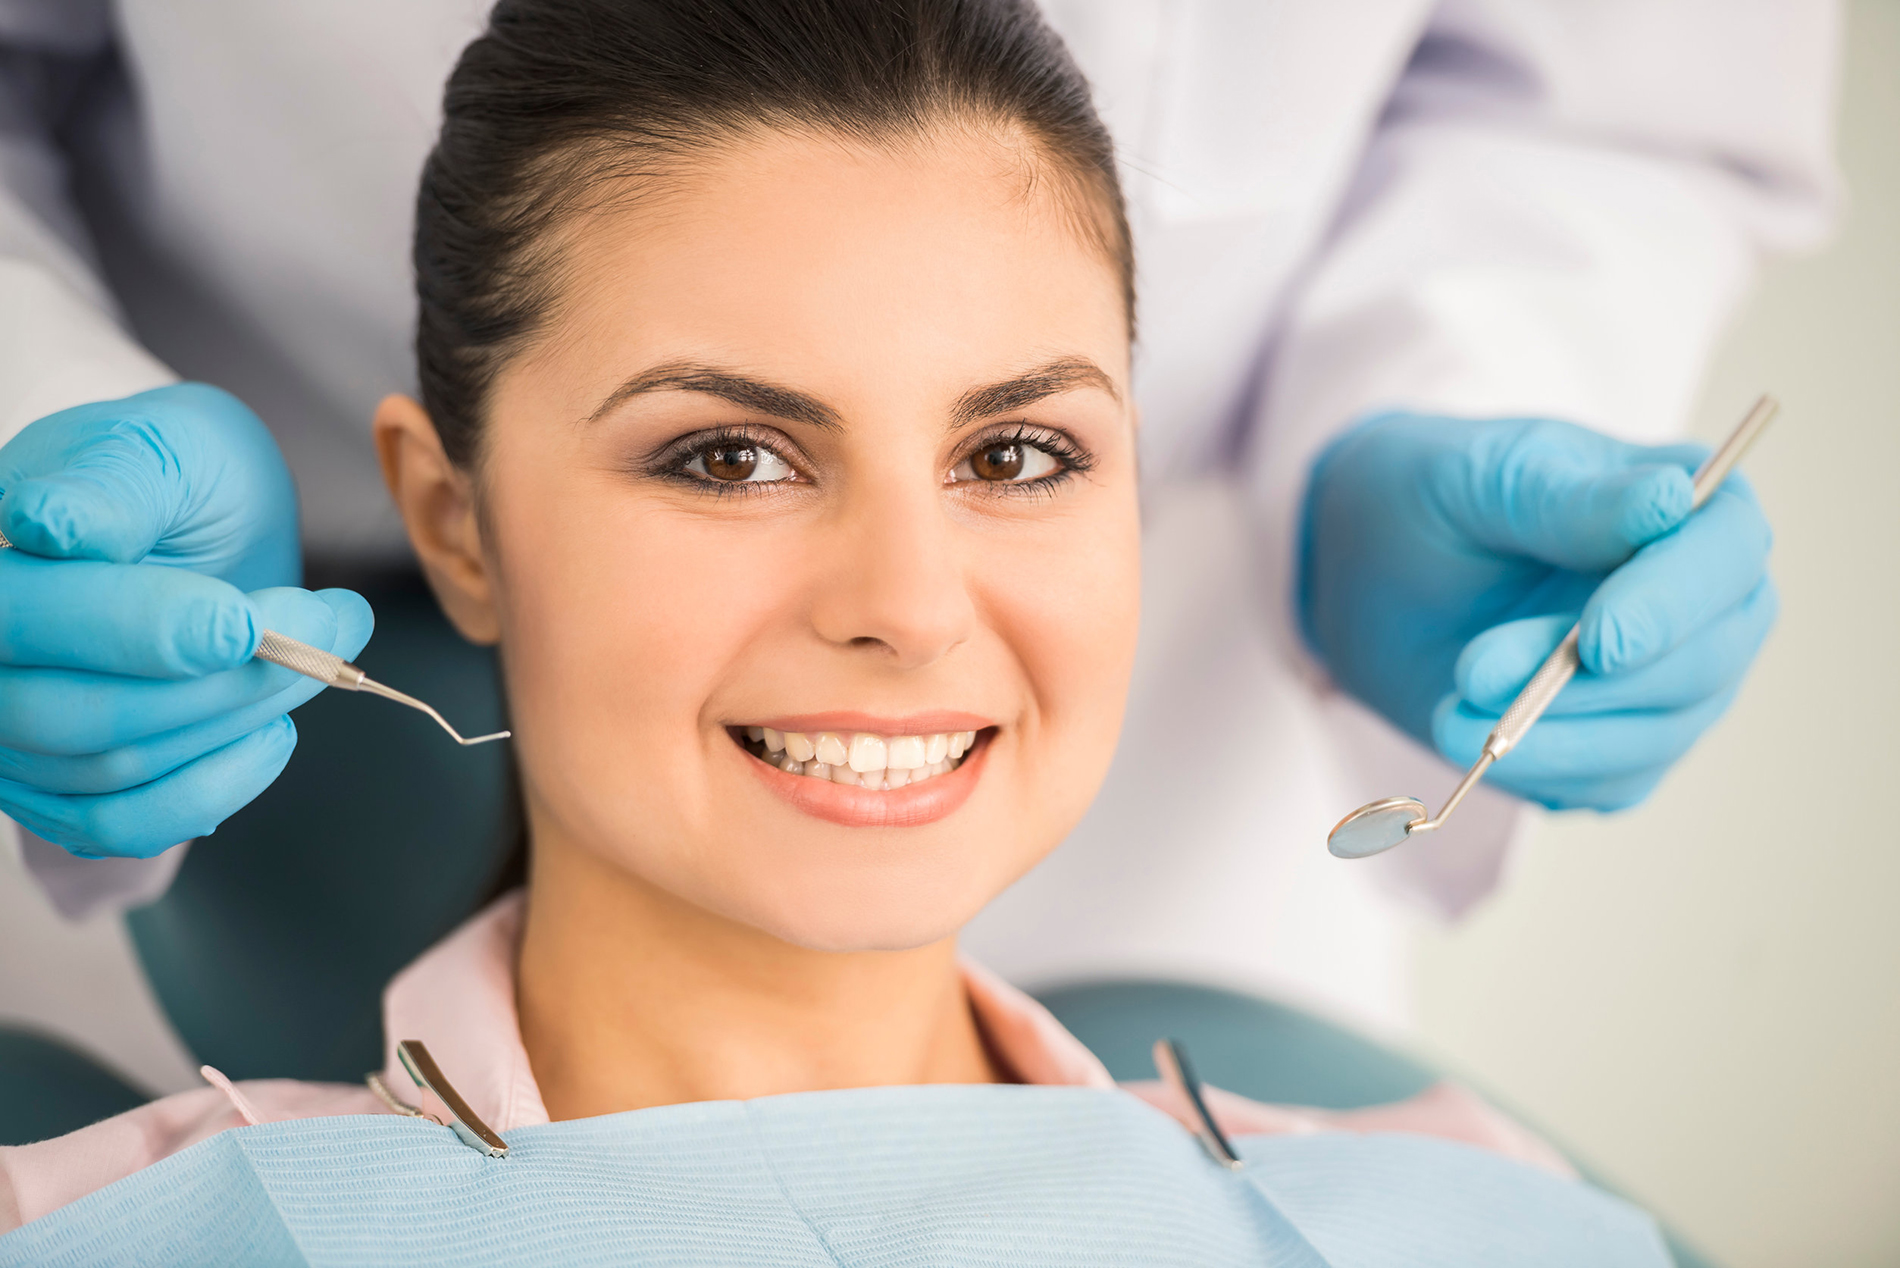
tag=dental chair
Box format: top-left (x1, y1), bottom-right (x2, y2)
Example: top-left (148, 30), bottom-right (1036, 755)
top-left (0, 569), bottom-right (1716, 1267)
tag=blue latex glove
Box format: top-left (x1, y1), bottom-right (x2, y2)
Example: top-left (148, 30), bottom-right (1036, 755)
top-left (1300, 411), bottom-right (1776, 811)
top-left (0, 383), bottom-right (372, 858)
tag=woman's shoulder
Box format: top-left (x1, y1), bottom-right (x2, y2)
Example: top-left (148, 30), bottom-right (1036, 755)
top-left (0, 1073), bottom-right (384, 1234)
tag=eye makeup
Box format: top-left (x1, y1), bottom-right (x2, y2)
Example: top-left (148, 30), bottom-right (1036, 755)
top-left (948, 422), bottom-right (1095, 498)
top-left (630, 416), bottom-right (1099, 500)
top-left (635, 424), bottom-right (807, 497)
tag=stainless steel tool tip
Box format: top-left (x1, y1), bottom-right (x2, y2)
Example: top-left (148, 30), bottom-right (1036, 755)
top-left (1327, 796), bottom-right (1427, 859)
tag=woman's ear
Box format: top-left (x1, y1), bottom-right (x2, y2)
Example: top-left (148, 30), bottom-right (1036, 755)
top-left (373, 394), bottom-right (501, 644)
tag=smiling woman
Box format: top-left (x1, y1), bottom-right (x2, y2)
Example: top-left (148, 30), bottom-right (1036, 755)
top-left (0, 1), bottom-right (1669, 1260)
top-left (379, 106), bottom-right (1145, 1109)
top-left (380, 97), bottom-right (1140, 981)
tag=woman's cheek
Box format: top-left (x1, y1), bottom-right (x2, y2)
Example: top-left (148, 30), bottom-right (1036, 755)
top-left (496, 486), bottom-right (797, 828)
top-left (491, 488), bottom-right (685, 820)
top-left (1052, 550), bottom-right (1139, 791)
top-left (992, 497), bottom-right (1140, 819)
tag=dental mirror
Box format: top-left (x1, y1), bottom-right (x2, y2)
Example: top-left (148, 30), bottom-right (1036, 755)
top-left (1327, 394), bottom-right (1779, 861)
top-left (1327, 797), bottom-right (1430, 860)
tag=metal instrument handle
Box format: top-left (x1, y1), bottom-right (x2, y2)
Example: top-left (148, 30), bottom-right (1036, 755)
top-left (1486, 627), bottom-right (1581, 760)
top-left (397, 1040), bottom-right (509, 1158)
top-left (254, 629), bottom-right (368, 690)
top-left (1478, 394), bottom-right (1778, 764)
top-left (254, 628), bottom-right (509, 746)
top-left (1153, 1038), bottom-right (1243, 1171)
top-left (0, 522), bottom-right (506, 745)
top-left (1690, 394), bottom-right (1778, 508)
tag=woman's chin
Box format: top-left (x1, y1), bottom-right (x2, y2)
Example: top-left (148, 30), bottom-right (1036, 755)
top-left (734, 881), bottom-right (989, 954)
top-left (672, 843), bottom-right (1000, 952)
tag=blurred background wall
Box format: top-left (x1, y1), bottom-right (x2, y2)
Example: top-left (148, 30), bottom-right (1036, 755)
top-left (1411, 2), bottom-right (1900, 1264)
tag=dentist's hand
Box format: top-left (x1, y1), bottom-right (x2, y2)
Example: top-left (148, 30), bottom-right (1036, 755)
top-left (0, 384), bottom-right (371, 858)
top-left (1300, 412), bottom-right (1776, 811)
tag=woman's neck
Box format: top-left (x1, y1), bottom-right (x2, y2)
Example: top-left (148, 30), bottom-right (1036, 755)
top-left (515, 835), bottom-right (1002, 1121)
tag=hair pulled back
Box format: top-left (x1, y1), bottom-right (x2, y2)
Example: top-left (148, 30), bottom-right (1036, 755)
top-left (414, 0), bottom-right (1132, 467)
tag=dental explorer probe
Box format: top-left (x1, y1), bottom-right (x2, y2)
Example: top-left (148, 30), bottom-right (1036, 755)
top-left (1326, 394), bottom-right (1778, 860)
top-left (0, 533), bottom-right (509, 746)
top-left (247, 630), bottom-right (510, 746)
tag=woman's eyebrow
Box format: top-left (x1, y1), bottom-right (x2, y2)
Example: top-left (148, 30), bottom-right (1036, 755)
top-left (586, 356), bottom-right (1117, 430)
top-left (949, 357), bottom-right (1121, 427)
top-left (585, 361), bottom-right (843, 430)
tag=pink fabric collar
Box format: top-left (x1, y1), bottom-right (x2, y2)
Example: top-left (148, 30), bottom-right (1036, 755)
top-left (0, 896), bottom-right (1564, 1239)
top-left (378, 892), bottom-right (1114, 1132)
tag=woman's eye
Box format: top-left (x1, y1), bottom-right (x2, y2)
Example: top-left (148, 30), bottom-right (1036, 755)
top-left (684, 443), bottom-right (795, 484)
top-left (954, 441), bottom-right (1061, 484)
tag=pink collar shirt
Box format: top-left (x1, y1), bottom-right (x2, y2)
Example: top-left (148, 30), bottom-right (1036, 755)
top-left (0, 893), bottom-right (1569, 1234)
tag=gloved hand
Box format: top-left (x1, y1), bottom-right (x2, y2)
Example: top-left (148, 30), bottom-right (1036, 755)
top-left (0, 383), bottom-right (372, 858)
top-left (1300, 411), bottom-right (1776, 811)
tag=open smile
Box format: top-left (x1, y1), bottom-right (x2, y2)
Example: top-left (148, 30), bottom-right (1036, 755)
top-left (731, 718), bottom-right (993, 828)
top-left (737, 725), bottom-right (977, 790)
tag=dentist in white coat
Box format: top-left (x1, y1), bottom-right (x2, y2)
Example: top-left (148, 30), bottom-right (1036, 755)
top-left (0, 0), bottom-right (1838, 1087)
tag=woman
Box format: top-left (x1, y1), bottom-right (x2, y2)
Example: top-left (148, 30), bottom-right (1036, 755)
top-left (0, 2), bottom-right (1666, 1260)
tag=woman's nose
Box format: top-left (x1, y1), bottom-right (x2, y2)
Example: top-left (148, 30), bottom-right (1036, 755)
top-left (807, 484), bottom-right (974, 670)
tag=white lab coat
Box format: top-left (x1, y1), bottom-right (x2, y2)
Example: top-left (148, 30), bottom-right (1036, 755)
top-left (0, 1), bottom-right (1839, 1069)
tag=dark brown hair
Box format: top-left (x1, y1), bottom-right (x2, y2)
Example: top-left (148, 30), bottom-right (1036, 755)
top-left (414, 0), bottom-right (1133, 467)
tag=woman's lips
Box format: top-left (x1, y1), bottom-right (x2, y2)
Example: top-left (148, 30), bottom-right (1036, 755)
top-left (739, 729), bottom-right (990, 828)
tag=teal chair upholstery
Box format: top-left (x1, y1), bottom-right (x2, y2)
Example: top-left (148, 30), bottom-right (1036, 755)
top-left (1038, 979), bottom-right (1438, 1107)
top-left (125, 569), bottom-right (518, 1082)
top-left (0, 1028), bottom-right (147, 1146)
top-left (0, 566), bottom-right (1716, 1266)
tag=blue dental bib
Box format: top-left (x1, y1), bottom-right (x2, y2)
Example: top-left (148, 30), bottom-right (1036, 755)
top-left (1, 1085), bottom-right (1666, 1267)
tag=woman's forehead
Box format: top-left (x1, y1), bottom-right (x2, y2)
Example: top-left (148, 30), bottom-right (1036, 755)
top-left (514, 130), bottom-right (1131, 420)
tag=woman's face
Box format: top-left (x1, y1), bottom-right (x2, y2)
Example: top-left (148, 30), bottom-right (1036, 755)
top-left (402, 128), bottom-right (1138, 951)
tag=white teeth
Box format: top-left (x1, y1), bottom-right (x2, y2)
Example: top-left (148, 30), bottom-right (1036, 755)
top-left (741, 726), bottom-right (978, 790)
top-left (847, 733), bottom-right (887, 773)
top-left (886, 735), bottom-right (927, 770)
